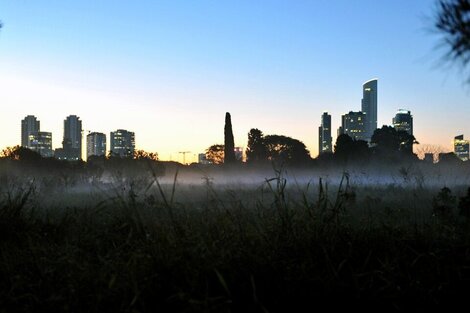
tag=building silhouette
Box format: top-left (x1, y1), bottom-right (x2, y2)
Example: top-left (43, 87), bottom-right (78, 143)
top-left (393, 109), bottom-right (413, 135)
top-left (454, 135), bottom-right (469, 161)
top-left (110, 129), bottom-right (135, 157)
top-left (423, 153), bottom-right (434, 163)
top-left (340, 111), bottom-right (366, 141)
top-left (56, 115), bottom-right (82, 160)
top-left (87, 132), bottom-right (106, 158)
top-left (361, 78), bottom-right (378, 141)
top-left (318, 112), bottom-right (332, 154)
top-left (21, 115), bottom-right (40, 148)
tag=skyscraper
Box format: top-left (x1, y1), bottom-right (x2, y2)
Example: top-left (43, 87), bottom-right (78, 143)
top-left (21, 115), bottom-right (40, 148)
top-left (110, 129), bottom-right (135, 157)
top-left (454, 135), bottom-right (469, 161)
top-left (61, 115), bottom-right (82, 160)
top-left (361, 78), bottom-right (378, 141)
top-left (341, 111), bottom-right (366, 141)
top-left (318, 112), bottom-right (332, 154)
top-left (393, 109), bottom-right (413, 135)
top-left (87, 132), bottom-right (107, 158)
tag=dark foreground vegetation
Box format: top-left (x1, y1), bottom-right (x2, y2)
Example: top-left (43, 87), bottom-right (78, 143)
top-left (2, 162), bottom-right (470, 313)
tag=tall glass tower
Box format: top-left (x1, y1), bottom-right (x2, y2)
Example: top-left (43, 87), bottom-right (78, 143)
top-left (318, 112), bottom-right (332, 154)
top-left (361, 78), bottom-right (378, 141)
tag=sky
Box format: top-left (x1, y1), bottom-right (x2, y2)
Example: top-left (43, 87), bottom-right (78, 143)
top-left (0, 0), bottom-right (468, 162)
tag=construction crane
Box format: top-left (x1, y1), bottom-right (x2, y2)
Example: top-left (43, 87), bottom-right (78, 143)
top-left (178, 151), bottom-right (191, 164)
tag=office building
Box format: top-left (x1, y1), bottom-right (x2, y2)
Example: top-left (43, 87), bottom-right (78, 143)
top-left (110, 129), bottom-right (135, 157)
top-left (21, 115), bottom-right (40, 148)
top-left (454, 135), bottom-right (469, 161)
top-left (87, 132), bottom-right (107, 158)
top-left (28, 132), bottom-right (53, 158)
top-left (393, 109), bottom-right (413, 135)
top-left (318, 112), bottom-right (332, 154)
top-left (341, 111), bottom-right (366, 141)
top-left (361, 78), bottom-right (378, 141)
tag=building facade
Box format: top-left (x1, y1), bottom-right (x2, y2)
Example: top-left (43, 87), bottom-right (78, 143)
top-left (87, 132), bottom-right (107, 158)
top-left (28, 131), bottom-right (53, 158)
top-left (454, 135), bottom-right (469, 161)
top-left (361, 79), bottom-right (378, 141)
top-left (110, 129), bottom-right (135, 157)
top-left (341, 111), bottom-right (366, 141)
top-left (393, 109), bottom-right (413, 135)
top-left (21, 115), bottom-right (40, 148)
top-left (318, 112), bottom-right (332, 154)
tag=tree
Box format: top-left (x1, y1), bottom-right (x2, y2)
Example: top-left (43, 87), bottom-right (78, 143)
top-left (206, 144), bottom-right (225, 164)
top-left (134, 149), bottom-right (159, 161)
top-left (263, 135), bottom-right (311, 163)
top-left (334, 134), bottom-right (370, 162)
top-left (415, 143), bottom-right (448, 162)
top-left (0, 145), bottom-right (42, 162)
top-left (246, 128), bottom-right (268, 163)
top-left (224, 112), bottom-right (236, 164)
top-left (434, 0), bottom-right (470, 83)
top-left (370, 126), bottom-right (417, 156)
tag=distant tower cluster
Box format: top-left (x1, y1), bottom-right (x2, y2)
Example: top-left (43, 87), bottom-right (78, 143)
top-left (318, 112), bottom-right (332, 154)
top-left (454, 135), bottom-right (469, 161)
top-left (21, 115), bottom-right (53, 157)
top-left (393, 109), bottom-right (413, 135)
top-left (20, 115), bottom-right (135, 161)
top-left (110, 129), bottom-right (135, 157)
top-left (334, 78), bottom-right (378, 146)
top-left (87, 132), bottom-right (107, 158)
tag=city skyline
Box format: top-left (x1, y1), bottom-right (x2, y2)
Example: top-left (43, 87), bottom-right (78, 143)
top-left (0, 1), bottom-right (468, 161)
top-left (9, 75), bottom-right (464, 162)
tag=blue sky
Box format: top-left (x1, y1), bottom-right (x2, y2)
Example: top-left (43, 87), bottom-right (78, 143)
top-left (0, 0), bottom-right (468, 161)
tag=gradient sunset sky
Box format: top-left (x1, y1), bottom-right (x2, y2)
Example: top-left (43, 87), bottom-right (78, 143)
top-left (0, 0), bottom-right (468, 162)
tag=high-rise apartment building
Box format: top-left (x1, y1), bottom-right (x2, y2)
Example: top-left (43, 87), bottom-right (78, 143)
top-left (60, 115), bottom-right (82, 160)
top-left (87, 132), bottom-right (107, 158)
top-left (361, 79), bottom-right (378, 141)
top-left (110, 129), bottom-right (135, 157)
top-left (21, 115), bottom-right (40, 148)
top-left (341, 111), bottom-right (366, 141)
top-left (393, 109), bottom-right (413, 135)
top-left (454, 135), bottom-right (469, 161)
top-left (28, 132), bottom-right (53, 158)
top-left (318, 112), bottom-right (332, 154)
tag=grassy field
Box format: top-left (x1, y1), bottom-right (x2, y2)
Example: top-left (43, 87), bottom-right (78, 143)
top-left (1, 164), bottom-right (470, 312)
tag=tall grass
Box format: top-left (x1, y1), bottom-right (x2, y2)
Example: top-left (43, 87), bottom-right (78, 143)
top-left (1, 170), bottom-right (470, 312)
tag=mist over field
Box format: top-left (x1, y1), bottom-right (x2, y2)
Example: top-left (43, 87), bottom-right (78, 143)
top-left (3, 158), bottom-right (470, 212)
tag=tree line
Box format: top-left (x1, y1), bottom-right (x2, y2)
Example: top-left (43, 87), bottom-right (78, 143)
top-left (205, 112), bottom-right (421, 165)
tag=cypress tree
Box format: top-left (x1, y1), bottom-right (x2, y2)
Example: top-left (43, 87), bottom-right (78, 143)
top-left (224, 112), bottom-right (236, 164)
